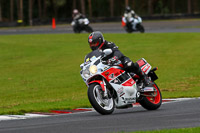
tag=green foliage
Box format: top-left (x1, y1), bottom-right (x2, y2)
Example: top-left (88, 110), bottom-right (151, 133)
top-left (155, 0), bottom-right (170, 14)
top-left (0, 33), bottom-right (199, 114)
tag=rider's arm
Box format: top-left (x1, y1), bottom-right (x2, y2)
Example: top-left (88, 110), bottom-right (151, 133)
top-left (131, 10), bottom-right (136, 18)
top-left (106, 41), bottom-right (125, 60)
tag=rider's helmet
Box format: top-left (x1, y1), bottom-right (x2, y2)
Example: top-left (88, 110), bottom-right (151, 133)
top-left (73, 9), bottom-right (79, 15)
top-left (125, 6), bottom-right (131, 13)
top-left (88, 31), bottom-right (105, 51)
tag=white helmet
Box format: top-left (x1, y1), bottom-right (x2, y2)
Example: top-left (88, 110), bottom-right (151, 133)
top-left (73, 9), bottom-right (79, 14)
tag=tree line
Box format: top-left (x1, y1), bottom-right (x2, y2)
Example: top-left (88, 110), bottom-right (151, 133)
top-left (0, 0), bottom-right (199, 26)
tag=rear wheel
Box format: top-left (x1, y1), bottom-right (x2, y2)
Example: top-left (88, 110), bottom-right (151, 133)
top-left (88, 83), bottom-right (114, 115)
top-left (139, 83), bottom-right (162, 110)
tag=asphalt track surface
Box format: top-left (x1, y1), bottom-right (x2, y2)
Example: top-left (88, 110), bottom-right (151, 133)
top-left (0, 98), bottom-right (199, 133)
top-left (0, 19), bottom-right (200, 35)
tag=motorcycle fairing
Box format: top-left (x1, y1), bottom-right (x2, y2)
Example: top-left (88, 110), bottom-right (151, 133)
top-left (111, 79), bottom-right (137, 107)
top-left (88, 80), bottom-right (105, 91)
top-left (137, 58), bottom-right (152, 74)
top-left (101, 67), bottom-right (124, 82)
top-left (101, 67), bottom-right (137, 107)
top-left (81, 50), bottom-right (138, 107)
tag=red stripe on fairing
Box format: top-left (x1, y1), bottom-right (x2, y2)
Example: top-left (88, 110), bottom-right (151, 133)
top-left (137, 59), bottom-right (146, 67)
top-left (89, 36), bottom-right (93, 39)
top-left (88, 80), bottom-right (105, 91)
top-left (122, 78), bottom-right (136, 86)
top-left (101, 67), bottom-right (124, 82)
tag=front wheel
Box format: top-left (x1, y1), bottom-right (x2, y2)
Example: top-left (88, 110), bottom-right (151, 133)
top-left (137, 24), bottom-right (145, 33)
top-left (85, 25), bottom-right (93, 33)
top-left (139, 83), bottom-right (162, 110)
top-left (73, 26), bottom-right (81, 33)
top-left (88, 83), bottom-right (115, 115)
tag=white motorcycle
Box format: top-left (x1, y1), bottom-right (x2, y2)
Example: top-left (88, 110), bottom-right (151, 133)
top-left (71, 18), bottom-right (93, 33)
top-left (122, 15), bottom-right (145, 33)
top-left (80, 49), bottom-right (162, 115)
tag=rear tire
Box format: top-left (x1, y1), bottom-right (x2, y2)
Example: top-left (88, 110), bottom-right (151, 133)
top-left (88, 83), bottom-right (114, 115)
top-left (139, 83), bottom-right (162, 110)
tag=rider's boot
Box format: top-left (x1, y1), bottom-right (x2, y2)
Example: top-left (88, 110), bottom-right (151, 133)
top-left (137, 69), bottom-right (152, 87)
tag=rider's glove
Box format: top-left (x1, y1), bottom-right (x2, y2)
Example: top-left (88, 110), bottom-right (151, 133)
top-left (107, 56), bottom-right (118, 65)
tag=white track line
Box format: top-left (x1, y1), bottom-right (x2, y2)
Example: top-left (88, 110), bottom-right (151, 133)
top-left (0, 98), bottom-right (199, 121)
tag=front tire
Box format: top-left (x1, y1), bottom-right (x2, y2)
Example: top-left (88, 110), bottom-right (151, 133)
top-left (85, 25), bottom-right (93, 33)
top-left (88, 83), bottom-right (114, 115)
top-left (137, 24), bottom-right (145, 33)
top-left (139, 83), bottom-right (162, 110)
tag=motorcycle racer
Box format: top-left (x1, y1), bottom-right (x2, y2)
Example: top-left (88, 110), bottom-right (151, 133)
top-left (124, 6), bottom-right (136, 20)
top-left (88, 31), bottom-right (151, 87)
top-left (71, 9), bottom-right (93, 33)
top-left (123, 6), bottom-right (143, 31)
top-left (72, 9), bottom-right (85, 21)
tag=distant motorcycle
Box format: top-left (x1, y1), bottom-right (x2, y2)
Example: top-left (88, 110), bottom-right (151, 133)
top-left (80, 49), bottom-right (162, 115)
top-left (71, 18), bottom-right (93, 33)
top-left (122, 15), bottom-right (145, 33)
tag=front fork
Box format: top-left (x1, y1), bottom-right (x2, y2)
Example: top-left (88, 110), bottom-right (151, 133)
top-left (102, 79), bottom-right (109, 98)
top-left (88, 78), bottom-right (109, 98)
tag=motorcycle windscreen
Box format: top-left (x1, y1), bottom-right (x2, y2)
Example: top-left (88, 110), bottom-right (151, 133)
top-left (84, 50), bottom-right (101, 64)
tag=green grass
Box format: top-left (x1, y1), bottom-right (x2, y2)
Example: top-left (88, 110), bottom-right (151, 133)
top-left (127, 127), bottom-right (200, 133)
top-left (0, 33), bottom-right (199, 114)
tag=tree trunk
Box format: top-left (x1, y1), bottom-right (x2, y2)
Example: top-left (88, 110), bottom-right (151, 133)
top-left (125, 0), bottom-right (129, 7)
top-left (80, 0), bottom-right (85, 15)
top-left (88, 0), bottom-right (92, 17)
top-left (132, 0), bottom-right (135, 9)
top-left (187, 0), bottom-right (191, 14)
top-left (10, 0), bottom-right (14, 22)
top-left (171, 0), bottom-right (175, 14)
top-left (17, 0), bottom-right (23, 22)
top-left (29, 0), bottom-right (33, 26)
top-left (43, 0), bottom-right (47, 19)
top-left (0, 1), bottom-right (2, 22)
top-left (38, 0), bottom-right (42, 20)
top-left (110, 0), bottom-right (114, 17)
top-left (148, 0), bottom-right (153, 15)
top-left (50, 0), bottom-right (56, 18)
top-left (193, 0), bottom-right (199, 13)
top-left (73, 0), bottom-right (76, 10)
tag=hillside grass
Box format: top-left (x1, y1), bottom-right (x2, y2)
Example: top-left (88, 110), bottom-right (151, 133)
top-left (0, 33), bottom-right (199, 114)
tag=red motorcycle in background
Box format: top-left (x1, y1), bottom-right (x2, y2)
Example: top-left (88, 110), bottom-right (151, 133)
top-left (80, 49), bottom-right (162, 115)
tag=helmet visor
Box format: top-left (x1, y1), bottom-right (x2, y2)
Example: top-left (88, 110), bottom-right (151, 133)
top-left (90, 41), bottom-right (99, 50)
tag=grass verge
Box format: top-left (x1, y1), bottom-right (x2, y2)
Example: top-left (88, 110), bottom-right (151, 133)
top-left (127, 127), bottom-right (200, 133)
top-left (0, 33), bottom-right (199, 114)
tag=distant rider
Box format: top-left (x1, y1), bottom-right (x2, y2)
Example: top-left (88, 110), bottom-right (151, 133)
top-left (88, 31), bottom-right (151, 87)
top-left (123, 6), bottom-right (140, 30)
top-left (124, 6), bottom-right (137, 20)
top-left (72, 9), bottom-right (85, 24)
